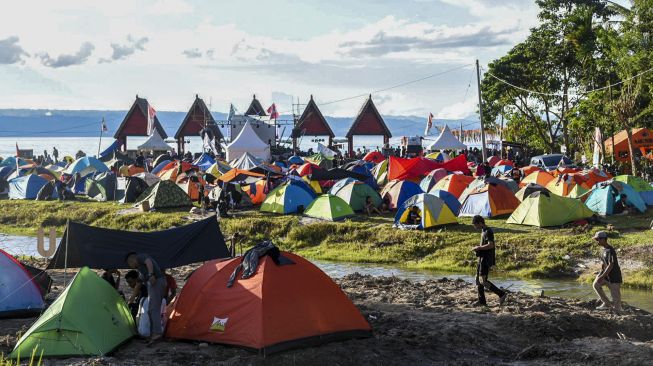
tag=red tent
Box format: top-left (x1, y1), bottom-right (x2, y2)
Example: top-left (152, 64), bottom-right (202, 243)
top-left (487, 156), bottom-right (500, 166)
top-left (387, 155), bottom-right (470, 181)
top-left (166, 252), bottom-right (371, 353)
top-left (363, 151), bottom-right (386, 164)
top-left (494, 159), bottom-right (514, 167)
top-left (296, 162), bottom-right (321, 177)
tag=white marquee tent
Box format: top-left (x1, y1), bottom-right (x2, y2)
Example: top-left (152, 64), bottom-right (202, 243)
top-left (137, 130), bottom-right (172, 152)
top-left (427, 125), bottom-right (467, 151)
top-left (225, 121), bottom-right (271, 162)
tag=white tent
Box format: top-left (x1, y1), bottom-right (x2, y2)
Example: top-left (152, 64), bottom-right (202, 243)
top-left (230, 152), bottom-right (264, 170)
top-left (317, 142), bottom-right (337, 159)
top-left (225, 121), bottom-right (271, 162)
top-left (428, 125), bottom-right (467, 151)
top-left (137, 130), bottom-right (172, 152)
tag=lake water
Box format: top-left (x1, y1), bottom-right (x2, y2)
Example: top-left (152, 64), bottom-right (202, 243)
top-left (2, 233), bottom-right (651, 313)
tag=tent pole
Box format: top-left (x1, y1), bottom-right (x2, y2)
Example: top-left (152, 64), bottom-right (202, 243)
top-left (64, 219), bottom-right (69, 287)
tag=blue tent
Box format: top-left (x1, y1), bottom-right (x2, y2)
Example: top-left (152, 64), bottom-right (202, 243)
top-left (273, 161), bottom-right (287, 168)
top-left (0, 249), bottom-right (45, 318)
top-left (193, 153), bottom-right (215, 171)
top-left (491, 165), bottom-right (512, 176)
top-left (99, 140), bottom-right (121, 158)
top-left (428, 189), bottom-right (462, 215)
top-left (381, 180), bottom-right (423, 210)
top-left (328, 178), bottom-right (361, 195)
top-left (0, 166), bottom-right (15, 180)
top-left (64, 156), bottom-right (109, 176)
top-left (261, 180), bottom-right (317, 214)
top-left (348, 164), bottom-right (378, 190)
top-left (0, 156), bottom-right (17, 168)
top-left (8, 175), bottom-right (50, 199)
top-left (288, 156), bottom-right (304, 165)
top-left (585, 181), bottom-right (647, 215)
top-left (641, 191), bottom-right (653, 206)
top-left (151, 159), bottom-right (171, 175)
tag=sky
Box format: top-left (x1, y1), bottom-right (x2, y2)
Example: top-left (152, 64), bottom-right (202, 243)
top-left (0, 0), bottom-right (543, 118)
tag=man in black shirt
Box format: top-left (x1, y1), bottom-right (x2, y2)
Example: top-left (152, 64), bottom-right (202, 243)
top-left (592, 231), bottom-right (623, 313)
top-left (472, 216), bottom-right (507, 306)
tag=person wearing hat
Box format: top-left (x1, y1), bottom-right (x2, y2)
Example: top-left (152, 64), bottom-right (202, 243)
top-left (592, 231), bottom-right (623, 313)
top-left (471, 215), bottom-right (507, 306)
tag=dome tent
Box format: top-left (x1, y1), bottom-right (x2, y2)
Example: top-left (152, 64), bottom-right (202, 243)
top-left (10, 267), bottom-right (135, 359)
top-left (459, 184), bottom-right (520, 218)
top-left (380, 180), bottom-right (423, 210)
top-left (0, 249), bottom-right (45, 318)
top-left (260, 180), bottom-right (317, 214)
top-left (332, 181), bottom-right (382, 212)
top-left (304, 194), bottom-right (355, 221)
top-left (394, 193), bottom-right (457, 229)
top-left (166, 252), bottom-right (371, 353)
top-left (507, 191), bottom-right (594, 227)
top-left (585, 180), bottom-right (646, 215)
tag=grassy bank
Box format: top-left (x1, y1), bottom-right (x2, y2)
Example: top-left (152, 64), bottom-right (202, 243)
top-left (1, 200), bottom-right (652, 289)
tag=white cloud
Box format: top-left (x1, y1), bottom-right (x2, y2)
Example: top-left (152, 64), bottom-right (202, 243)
top-left (436, 98), bottom-right (477, 119)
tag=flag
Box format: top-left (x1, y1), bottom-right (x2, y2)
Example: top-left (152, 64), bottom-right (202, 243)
top-left (15, 142), bottom-right (19, 157)
top-left (147, 103), bottom-right (157, 135)
top-left (101, 119), bottom-right (108, 132)
top-left (267, 103), bottom-right (279, 120)
top-left (592, 127), bottom-right (602, 167)
top-left (424, 113), bottom-right (434, 135)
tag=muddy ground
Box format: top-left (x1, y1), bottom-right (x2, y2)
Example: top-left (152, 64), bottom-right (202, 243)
top-left (2, 262), bottom-right (652, 366)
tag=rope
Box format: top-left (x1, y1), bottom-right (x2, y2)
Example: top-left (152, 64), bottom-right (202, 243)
top-left (484, 66), bottom-right (653, 97)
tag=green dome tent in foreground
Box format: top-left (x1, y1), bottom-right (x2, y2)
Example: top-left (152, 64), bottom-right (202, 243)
top-left (507, 191), bottom-right (594, 227)
top-left (304, 194), bottom-right (355, 221)
top-left (11, 267), bottom-right (135, 359)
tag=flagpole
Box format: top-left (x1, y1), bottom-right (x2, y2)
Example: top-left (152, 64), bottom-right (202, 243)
top-left (97, 117), bottom-right (105, 157)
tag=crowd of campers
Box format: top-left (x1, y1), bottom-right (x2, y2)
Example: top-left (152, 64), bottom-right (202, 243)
top-left (0, 141), bottom-right (651, 361)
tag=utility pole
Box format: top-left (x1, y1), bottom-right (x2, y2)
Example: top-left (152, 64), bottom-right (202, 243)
top-left (476, 59), bottom-right (487, 162)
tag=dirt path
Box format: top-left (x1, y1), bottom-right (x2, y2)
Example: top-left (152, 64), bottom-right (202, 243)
top-left (2, 264), bottom-right (652, 365)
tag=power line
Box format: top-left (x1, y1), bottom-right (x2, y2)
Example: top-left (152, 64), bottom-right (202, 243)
top-left (484, 65), bottom-right (653, 97)
top-left (0, 121), bottom-right (101, 135)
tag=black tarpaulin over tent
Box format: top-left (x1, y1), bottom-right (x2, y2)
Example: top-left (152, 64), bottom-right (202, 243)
top-left (309, 168), bottom-right (369, 181)
top-left (47, 216), bottom-right (229, 270)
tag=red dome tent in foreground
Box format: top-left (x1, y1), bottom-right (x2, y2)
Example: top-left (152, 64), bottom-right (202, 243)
top-left (166, 252), bottom-right (371, 354)
top-left (346, 95), bottom-right (392, 157)
top-left (114, 96), bottom-right (168, 151)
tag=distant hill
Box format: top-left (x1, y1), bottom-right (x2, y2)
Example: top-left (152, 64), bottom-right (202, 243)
top-left (0, 109), bottom-right (478, 138)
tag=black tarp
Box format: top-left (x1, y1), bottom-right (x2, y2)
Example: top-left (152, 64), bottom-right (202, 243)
top-left (47, 216), bottom-right (230, 270)
top-left (309, 168), bottom-right (369, 181)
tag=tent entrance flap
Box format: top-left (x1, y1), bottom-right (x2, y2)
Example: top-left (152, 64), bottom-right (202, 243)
top-left (47, 216), bottom-right (229, 270)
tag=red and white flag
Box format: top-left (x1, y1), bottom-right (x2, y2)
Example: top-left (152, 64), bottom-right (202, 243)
top-left (147, 103), bottom-right (157, 135)
top-left (424, 112), bottom-right (434, 135)
top-left (267, 103), bottom-right (279, 120)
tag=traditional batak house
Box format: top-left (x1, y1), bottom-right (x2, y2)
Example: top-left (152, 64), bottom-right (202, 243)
top-left (174, 95), bottom-right (223, 153)
top-left (345, 95), bottom-right (392, 156)
top-left (291, 95), bottom-right (335, 151)
top-left (114, 95), bottom-right (167, 151)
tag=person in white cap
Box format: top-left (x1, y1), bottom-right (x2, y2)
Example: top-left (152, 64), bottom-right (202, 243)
top-left (592, 231), bottom-right (622, 313)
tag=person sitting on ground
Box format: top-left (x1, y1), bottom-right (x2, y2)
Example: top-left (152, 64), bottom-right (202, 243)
top-left (125, 270), bottom-right (147, 319)
top-left (125, 252), bottom-right (166, 344)
top-left (592, 231), bottom-right (623, 313)
top-left (365, 196), bottom-right (381, 216)
top-left (613, 194), bottom-right (632, 215)
top-left (471, 215), bottom-right (507, 306)
top-left (101, 269), bottom-right (121, 291)
top-left (163, 269), bottom-right (177, 304)
top-left (405, 206), bottom-right (421, 225)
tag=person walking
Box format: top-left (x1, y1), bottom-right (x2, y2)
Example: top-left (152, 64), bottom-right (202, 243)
top-left (52, 147), bottom-right (59, 163)
top-left (125, 252), bottom-right (166, 343)
top-left (471, 215), bottom-right (507, 306)
top-left (592, 231), bottom-right (623, 313)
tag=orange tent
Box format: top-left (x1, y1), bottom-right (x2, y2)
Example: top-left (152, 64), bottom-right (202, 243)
top-left (431, 174), bottom-right (475, 199)
top-left (519, 171), bottom-right (554, 188)
top-left (582, 169), bottom-right (611, 188)
top-left (296, 162), bottom-right (320, 177)
top-left (363, 151), bottom-right (386, 164)
top-left (546, 177), bottom-right (576, 196)
top-left (520, 166), bottom-right (543, 176)
top-left (242, 179), bottom-right (268, 204)
top-left (157, 161), bottom-right (196, 180)
top-left (166, 252), bottom-right (371, 353)
top-left (459, 184), bottom-right (520, 217)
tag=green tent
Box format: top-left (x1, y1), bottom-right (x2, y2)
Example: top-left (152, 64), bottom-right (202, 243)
top-left (305, 153), bottom-right (333, 169)
top-left (614, 175), bottom-right (653, 192)
top-left (304, 194), bottom-right (355, 221)
top-left (135, 180), bottom-right (193, 209)
top-left (566, 184), bottom-right (589, 200)
top-left (333, 182), bottom-right (382, 211)
top-left (85, 172), bottom-right (118, 201)
top-left (507, 191), bottom-right (594, 227)
top-left (10, 267), bottom-right (135, 359)
top-left (371, 160), bottom-right (388, 186)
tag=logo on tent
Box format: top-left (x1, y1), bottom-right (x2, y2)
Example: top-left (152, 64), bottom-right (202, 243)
top-left (210, 317), bottom-right (229, 332)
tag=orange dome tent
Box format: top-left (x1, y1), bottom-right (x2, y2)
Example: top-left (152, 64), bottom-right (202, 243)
top-left (363, 151), bottom-right (385, 164)
top-left (296, 162), bottom-right (320, 177)
top-left (165, 252), bottom-right (371, 353)
top-left (520, 165), bottom-right (543, 176)
top-left (546, 177), bottom-right (576, 196)
top-left (520, 171), bottom-right (554, 188)
top-left (242, 179), bottom-right (269, 204)
top-left (459, 183), bottom-right (520, 217)
top-left (431, 174), bottom-right (475, 199)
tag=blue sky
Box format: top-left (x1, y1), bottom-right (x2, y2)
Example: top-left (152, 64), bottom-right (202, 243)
top-left (0, 0), bottom-right (544, 117)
